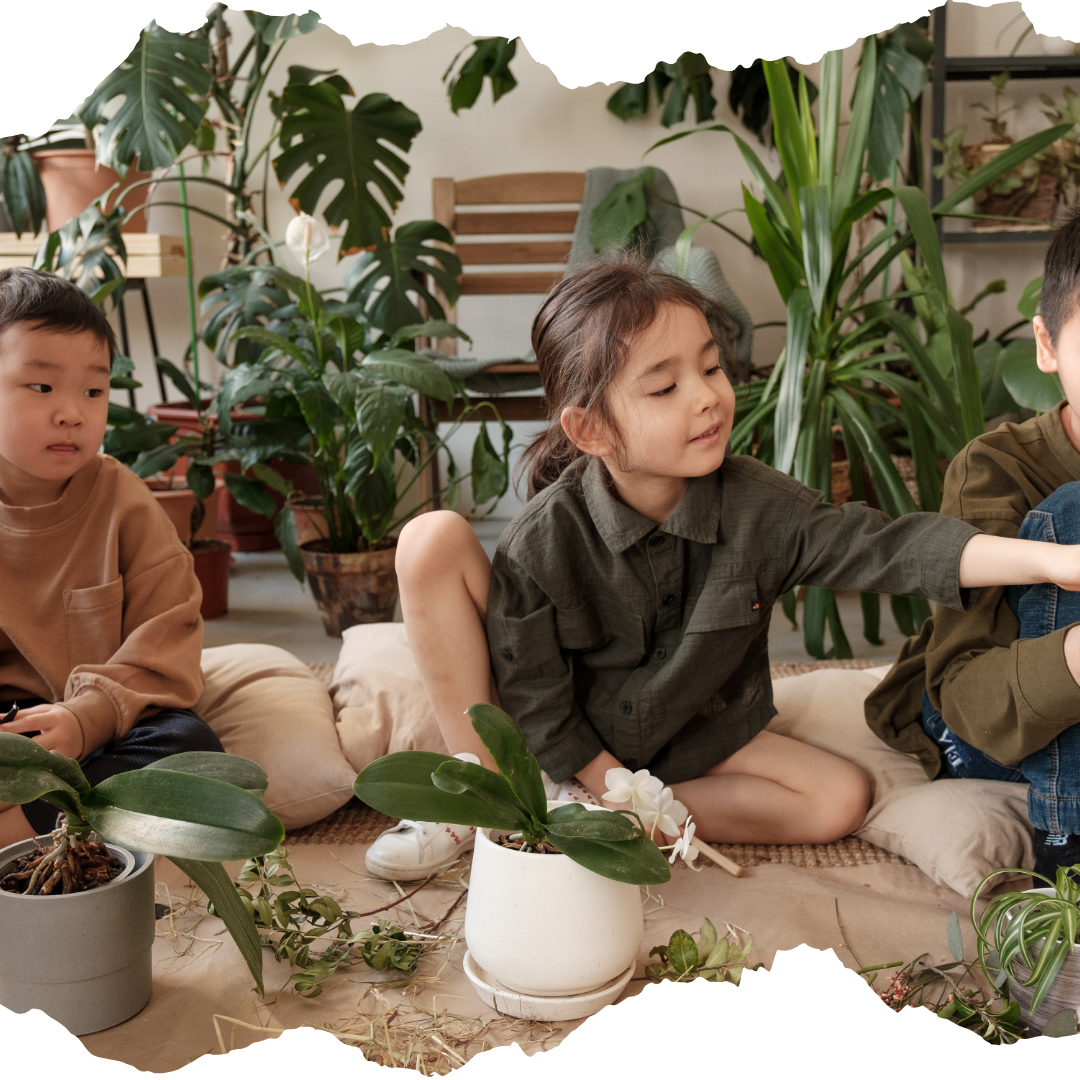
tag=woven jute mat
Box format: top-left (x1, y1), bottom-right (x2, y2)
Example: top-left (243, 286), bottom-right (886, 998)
top-left (295, 655), bottom-right (906, 866)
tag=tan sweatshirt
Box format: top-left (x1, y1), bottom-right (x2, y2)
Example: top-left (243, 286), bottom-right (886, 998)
top-left (865, 405), bottom-right (1080, 776)
top-left (0, 454), bottom-right (204, 757)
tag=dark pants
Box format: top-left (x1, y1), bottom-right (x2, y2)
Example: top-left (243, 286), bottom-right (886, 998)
top-left (4, 698), bottom-right (224, 835)
top-left (921, 481), bottom-right (1080, 834)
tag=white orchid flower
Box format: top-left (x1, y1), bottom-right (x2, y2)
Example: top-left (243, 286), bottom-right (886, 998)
top-left (603, 767), bottom-right (663, 808)
top-left (639, 786), bottom-right (688, 838)
top-left (668, 816), bottom-right (700, 867)
top-left (285, 212), bottom-right (331, 267)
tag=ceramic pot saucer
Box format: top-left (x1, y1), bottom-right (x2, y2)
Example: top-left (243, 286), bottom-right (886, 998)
top-left (462, 950), bottom-right (636, 1021)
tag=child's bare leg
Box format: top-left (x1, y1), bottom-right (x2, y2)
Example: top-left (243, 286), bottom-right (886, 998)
top-left (670, 731), bottom-right (870, 845)
top-left (396, 511), bottom-right (498, 771)
top-left (0, 804), bottom-right (35, 847)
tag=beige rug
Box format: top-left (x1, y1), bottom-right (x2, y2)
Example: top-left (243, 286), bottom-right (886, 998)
top-left (297, 657), bottom-right (905, 868)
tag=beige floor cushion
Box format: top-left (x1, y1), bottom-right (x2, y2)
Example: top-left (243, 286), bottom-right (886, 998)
top-left (330, 623), bottom-right (449, 771)
top-left (768, 667), bottom-right (1032, 895)
top-left (333, 624), bottom-right (1033, 896)
top-left (198, 644), bottom-right (356, 830)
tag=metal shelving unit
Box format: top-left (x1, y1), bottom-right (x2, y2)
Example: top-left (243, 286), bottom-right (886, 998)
top-left (929, 4), bottom-right (1080, 243)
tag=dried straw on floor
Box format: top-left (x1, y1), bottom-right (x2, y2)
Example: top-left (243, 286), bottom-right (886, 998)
top-left (296, 656), bottom-right (905, 866)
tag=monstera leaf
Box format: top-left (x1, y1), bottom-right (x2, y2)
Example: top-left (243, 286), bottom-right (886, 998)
top-left (80, 22), bottom-right (211, 172)
top-left (250, 9), bottom-right (320, 43)
top-left (273, 72), bottom-right (422, 255)
top-left (0, 147), bottom-right (46, 237)
top-left (34, 201), bottom-right (128, 298)
top-left (345, 220), bottom-right (462, 336)
top-left (200, 266), bottom-right (292, 365)
top-left (443, 37), bottom-right (519, 113)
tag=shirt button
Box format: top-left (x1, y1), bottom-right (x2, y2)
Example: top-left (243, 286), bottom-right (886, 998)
top-left (662, 594), bottom-right (676, 608)
top-left (654, 647), bottom-right (666, 660)
top-left (624, 758), bottom-right (638, 770)
top-left (500, 648), bottom-right (513, 661)
top-left (648, 535), bottom-right (665, 548)
top-left (620, 700), bottom-right (633, 715)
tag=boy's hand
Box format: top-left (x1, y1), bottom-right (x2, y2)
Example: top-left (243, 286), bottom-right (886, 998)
top-left (0, 704), bottom-right (84, 760)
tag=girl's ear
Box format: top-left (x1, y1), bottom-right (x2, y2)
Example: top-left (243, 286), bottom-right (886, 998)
top-left (561, 407), bottom-right (615, 457)
top-left (1034, 315), bottom-right (1059, 374)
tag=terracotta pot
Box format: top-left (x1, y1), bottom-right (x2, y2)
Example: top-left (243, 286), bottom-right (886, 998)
top-left (290, 496), bottom-right (329, 547)
top-left (146, 477), bottom-right (223, 544)
top-left (300, 539), bottom-right (398, 637)
top-left (191, 539), bottom-right (232, 620)
top-left (32, 149), bottom-right (150, 233)
top-left (144, 403), bottom-right (321, 552)
top-left (217, 460), bottom-right (320, 552)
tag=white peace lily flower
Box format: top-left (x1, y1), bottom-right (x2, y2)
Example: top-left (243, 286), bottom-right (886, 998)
top-left (285, 212), bottom-right (331, 266)
top-left (639, 786), bottom-right (688, 837)
top-left (603, 767), bottom-right (663, 808)
top-left (668, 816), bottom-right (700, 867)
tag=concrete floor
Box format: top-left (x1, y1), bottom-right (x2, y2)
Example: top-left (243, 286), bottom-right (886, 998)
top-left (204, 547), bottom-right (909, 667)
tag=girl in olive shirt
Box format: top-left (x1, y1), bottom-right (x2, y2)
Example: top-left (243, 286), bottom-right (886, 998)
top-left (366, 258), bottom-right (1080, 881)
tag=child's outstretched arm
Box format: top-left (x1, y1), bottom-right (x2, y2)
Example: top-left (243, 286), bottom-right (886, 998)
top-left (958, 533), bottom-right (1080, 591)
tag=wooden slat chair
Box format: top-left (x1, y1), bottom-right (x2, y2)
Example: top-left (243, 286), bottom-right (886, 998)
top-left (420, 172), bottom-right (585, 502)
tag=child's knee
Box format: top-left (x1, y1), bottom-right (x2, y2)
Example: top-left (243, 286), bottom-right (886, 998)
top-left (808, 763), bottom-right (870, 842)
top-left (397, 511), bottom-right (479, 580)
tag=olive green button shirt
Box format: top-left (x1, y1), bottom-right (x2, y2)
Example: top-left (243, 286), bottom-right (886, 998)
top-left (866, 405), bottom-right (1080, 776)
top-left (487, 454), bottom-right (980, 785)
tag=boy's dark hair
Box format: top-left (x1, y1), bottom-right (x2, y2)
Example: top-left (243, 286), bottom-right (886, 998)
top-left (520, 253), bottom-right (741, 498)
top-left (0, 267), bottom-right (117, 357)
top-left (1042, 207), bottom-right (1080, 345)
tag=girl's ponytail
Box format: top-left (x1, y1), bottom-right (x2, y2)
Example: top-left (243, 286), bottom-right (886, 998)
top-left (518, 252), bottom-right (739, 498)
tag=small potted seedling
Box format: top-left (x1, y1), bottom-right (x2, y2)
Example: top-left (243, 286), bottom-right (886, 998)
top-left (354, 704), bottom-right (670, 1000)
top-left (0, 729), bottom-right (284, 1034)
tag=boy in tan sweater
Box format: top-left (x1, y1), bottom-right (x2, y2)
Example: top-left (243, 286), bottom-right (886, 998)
top-left (866, 209), bottom-right (1080, 881)
top-left (0, 267), bottom-right (221, 847)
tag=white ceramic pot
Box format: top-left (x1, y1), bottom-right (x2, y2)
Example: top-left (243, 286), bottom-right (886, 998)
top-left (464, 802), bottom-right (643, 996)
top-left (0, 836), bottom-right (156, 1035)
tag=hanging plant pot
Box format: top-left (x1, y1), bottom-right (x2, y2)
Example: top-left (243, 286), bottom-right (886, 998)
top-left (31, 149), bottom-right (150, 233)
top-left (191, 539), bottom-right (232, 620)
top-left (463, 802), bottom-right (643, 1004)
top-left (0, 836), bottom-right (156, 1035)
top-left (300, 539), bottom-right (398, 637)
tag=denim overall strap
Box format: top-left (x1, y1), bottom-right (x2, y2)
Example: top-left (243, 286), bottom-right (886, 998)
top-left (922, 483), bottom-right (1080, 832)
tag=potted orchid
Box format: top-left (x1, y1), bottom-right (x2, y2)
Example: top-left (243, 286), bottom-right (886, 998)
top-left (0, 735), bottom-right (283, 1034)
top-left (354, 704), bottom-right (672, 1001)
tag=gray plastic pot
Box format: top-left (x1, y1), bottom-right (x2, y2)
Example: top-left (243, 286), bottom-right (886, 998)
top-left (0, 836), bottom-right (156, 1035)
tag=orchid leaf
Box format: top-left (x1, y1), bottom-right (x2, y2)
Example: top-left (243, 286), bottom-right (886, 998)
top-left (467, 703), bottom-right (548, 824)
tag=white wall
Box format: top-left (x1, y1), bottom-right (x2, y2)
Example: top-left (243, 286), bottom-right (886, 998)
top-left (112, 2), bottom-right (1073, 523)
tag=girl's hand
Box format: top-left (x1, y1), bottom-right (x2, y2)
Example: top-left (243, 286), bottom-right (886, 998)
top-left (0, 704), bottom-right (84, 760)
top-left (959, 534), bottom-right (1080, 591)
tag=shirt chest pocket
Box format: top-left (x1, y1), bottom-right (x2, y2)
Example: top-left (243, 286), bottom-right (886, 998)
top-left (65, 578), bottom-right (124, 669)
top-left (555, 595), bottom-right (646, 669)
top-left (685, 577), bottom-right (763, 634)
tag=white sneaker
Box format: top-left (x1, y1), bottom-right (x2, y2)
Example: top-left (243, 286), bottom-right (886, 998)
top-left (542, 772), bottom-right (601, 806)
top-left (364, 818), bottom-right (476, 881)
top-left (364, 751), bottom-right (480, 881)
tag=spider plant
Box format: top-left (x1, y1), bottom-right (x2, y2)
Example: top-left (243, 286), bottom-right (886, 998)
top-left (973, 865), bottom-right (1080, 1016)
top-left (651, 40), bottom-right (1070, 656)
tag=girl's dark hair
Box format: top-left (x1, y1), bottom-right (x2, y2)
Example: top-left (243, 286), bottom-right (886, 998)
top-left (1043, 207), bottom-right (1080, 346)
top-left (521, 254), bottom-right (740, 498)
top-left (0, 267), bottom-right (117, 356)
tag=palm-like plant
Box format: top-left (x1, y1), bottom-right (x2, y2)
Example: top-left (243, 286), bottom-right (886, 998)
top-left (653, 40), bottom-right (1070, 656)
